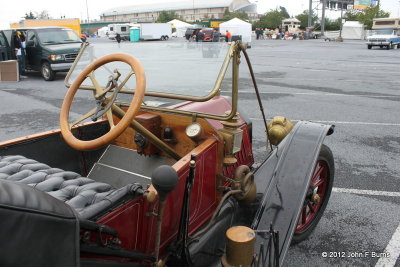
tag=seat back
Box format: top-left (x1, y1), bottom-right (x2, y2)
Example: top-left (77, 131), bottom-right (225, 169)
top-left (0, 179), bottom-right (79, 267)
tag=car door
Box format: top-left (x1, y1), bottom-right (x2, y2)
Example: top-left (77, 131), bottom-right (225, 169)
top-left (0, 31), bottom-right (11, 61)
top-left (25, 30), bottom-right (41, 70)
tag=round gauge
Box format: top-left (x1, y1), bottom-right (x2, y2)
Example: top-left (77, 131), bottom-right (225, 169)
top-left (185, 123), bottom-right (202, 139)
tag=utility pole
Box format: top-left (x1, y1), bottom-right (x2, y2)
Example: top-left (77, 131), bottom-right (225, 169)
top-left (308, 0), bottom-right (313, 27)
top-left (339, 0), bottom-right (344, 37)
top-left (321, 0), bottom-right (326, 36)
top-left (85, 0), bottom-right (90, 23)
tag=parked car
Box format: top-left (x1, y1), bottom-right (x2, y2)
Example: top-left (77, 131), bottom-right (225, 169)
top-left (0, 41), bottom-right (335, 266)
top-left (1, 27), bottom-right (82, 81)
top-left (0, 31), bottom-right (12, 61)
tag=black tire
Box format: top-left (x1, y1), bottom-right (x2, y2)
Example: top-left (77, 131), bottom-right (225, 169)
top-left (367, 45), bottom-right (372, 49)
top-left (292, 144), bottom-right (334, 244)
top-left (165, 36), bottom-right (169, 40)
top-left (41, 62), bottom-right (55, 81)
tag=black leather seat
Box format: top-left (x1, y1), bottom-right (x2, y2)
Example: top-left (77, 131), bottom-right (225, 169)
top-left (0, 155), bottom-right (144, 219)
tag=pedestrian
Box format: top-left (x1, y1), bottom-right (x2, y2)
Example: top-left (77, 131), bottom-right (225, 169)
top-left (115, 33), bottom-right (122, 47)
top-left (212, 29), bottom-right (221, 42)
top-left (226, 30), bottom-right (232, 42)
top-left (256, 28), bottom-right (260, 40)
top-left (16, 32), bottom-right (27, 79)
top-left (197, 30), bottom-right (204, 42)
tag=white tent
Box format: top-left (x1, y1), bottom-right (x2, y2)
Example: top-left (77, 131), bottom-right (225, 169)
top-left (219, 18), bottom-right (252, 43)
top-left (342, 21), bottom-right (365, 40)
top-left (167, 19), bottom-right (194, 38)
top-left (97, 27), bottom-right (109, 38)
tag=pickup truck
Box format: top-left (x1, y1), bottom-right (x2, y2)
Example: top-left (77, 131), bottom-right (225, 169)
top-left (366, 29), bottom-right (400, 50)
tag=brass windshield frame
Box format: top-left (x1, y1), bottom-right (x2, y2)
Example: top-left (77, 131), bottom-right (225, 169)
top-left (65, 41), bottom-right (242, 121)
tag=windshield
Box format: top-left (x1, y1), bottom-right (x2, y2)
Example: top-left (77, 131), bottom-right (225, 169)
top-left (371, 29), bottom-right (396, 35)
top-left (37, 28), bottom-right (82, 45)
top-left (67, 41), bottom-right (231, 98)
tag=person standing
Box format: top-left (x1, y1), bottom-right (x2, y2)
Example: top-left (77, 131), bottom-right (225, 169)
top-left (16, 32), bottom-right (27, 79)
top-left (197, 30), bottom-right (204, 42)
top-left (226, 30), bottom-right (232, 42)
top-left (212, 29), bottom-right (220, 42)
top-left (115, 33), bottom-right (122, 47)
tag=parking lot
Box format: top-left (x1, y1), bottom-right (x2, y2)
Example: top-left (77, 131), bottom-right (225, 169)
top-left (0, 38), bottom-right (399, 266)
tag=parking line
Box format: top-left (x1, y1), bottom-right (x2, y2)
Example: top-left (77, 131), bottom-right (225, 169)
top-left (375, 223), bottom-right (400, 267)
top-left (333, 187), bottom-right (400, 266)
top-left (249, 118), bottom-right (400, 127)
top-left (332, 187), bottom-right (400, 197)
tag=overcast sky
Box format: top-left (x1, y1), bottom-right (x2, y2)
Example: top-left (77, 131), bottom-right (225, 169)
top-left (1, 0), bottom-right (399, 29)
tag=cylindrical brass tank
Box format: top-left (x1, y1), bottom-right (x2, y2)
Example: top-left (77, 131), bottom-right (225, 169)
top-left (222, 226), bottom-right (255, 267)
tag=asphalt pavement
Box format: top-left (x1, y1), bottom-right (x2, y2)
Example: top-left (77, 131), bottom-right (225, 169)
top-left (0, 37), bottom-right (399, 267)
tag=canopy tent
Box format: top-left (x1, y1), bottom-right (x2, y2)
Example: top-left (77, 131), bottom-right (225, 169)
top-left (219, 18), bottom-right (252, 43)
top-left (342, 21), bottom-right (365, 40)
top-left (97, 27), bottom-right (109, 38)
top-left (167, 19), bottom-right (194, 38)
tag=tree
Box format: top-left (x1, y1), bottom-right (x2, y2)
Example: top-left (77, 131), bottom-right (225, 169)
top-left (344, 10), bottom-right (360, 21)
top-left (222, 9), bottom-right (249, 20)
top-left (23, 11), bottom-right (36, 19)
top-left (357, 6), bottom-right (389, 29)
top-left (279, 6), bottom-right (290, 19)
top-left (324, 18), bottom-right (341, 31)
top-left (35, 10), bottom-right (51, 19)
top-left (258, 9), bottom-right (285, 29)
top-left (156, 11), bottom-right (182, 23)
top-left (296, 10), bottom-right (318, 29)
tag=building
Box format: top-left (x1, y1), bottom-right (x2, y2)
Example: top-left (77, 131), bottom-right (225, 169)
top-left (100, 0), bottom-right (257, 23)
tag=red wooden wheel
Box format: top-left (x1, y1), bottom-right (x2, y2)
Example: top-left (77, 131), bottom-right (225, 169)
top-left (292, 144), bottom-right (334, 243)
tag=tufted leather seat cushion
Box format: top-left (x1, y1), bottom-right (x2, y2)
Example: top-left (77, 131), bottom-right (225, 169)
top-left (0, 155), bottom-right (144, 220)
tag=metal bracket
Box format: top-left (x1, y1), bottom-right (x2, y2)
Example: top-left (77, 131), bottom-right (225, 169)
top-left (253, 224), bottom-right (280, 267)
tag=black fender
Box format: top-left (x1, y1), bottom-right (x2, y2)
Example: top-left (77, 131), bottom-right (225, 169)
top-left (251, 121), bottom-right (334, 265)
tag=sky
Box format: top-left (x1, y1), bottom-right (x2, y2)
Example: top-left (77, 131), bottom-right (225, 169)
top-left (1, 0), bottom-right (399, 29)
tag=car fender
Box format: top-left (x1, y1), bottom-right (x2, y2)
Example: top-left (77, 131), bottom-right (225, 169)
top-left (251, 121), bottom-right (334, 264)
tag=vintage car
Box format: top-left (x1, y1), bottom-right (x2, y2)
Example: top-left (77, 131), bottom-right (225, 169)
top-left (0, 41), bottom-right (334, 266)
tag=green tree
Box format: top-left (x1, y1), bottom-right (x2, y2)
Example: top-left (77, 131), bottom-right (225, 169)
top-left (344, 10), bottom-right (360, 21)
top-left (23, 11), bottom-right (37, 19)
top-left (296, 10), bottom-right (318, 29)
top-left (258, 9), bottom-right (285, 29)
top-left (324, 18), bottom-right (341, 31)
top-left (357, 6), bottom-right (389, 29)
top-left (279, 6), bottom-right (290, 19)
top-left (223, 9), bottom-right (249, 20)
top-left (35, 10), bottom-right (51, 19)
top-left (156, 11), bottom-right (182, 23)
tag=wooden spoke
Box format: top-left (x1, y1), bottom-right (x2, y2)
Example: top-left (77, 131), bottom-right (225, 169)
top-left (106, 108), bottom-right (115, 129)
top-left (87, 71), bottom-right (105, 96)
top-left (301, 206), bottom-right (307, 225)
top-left (69, 107), bottom-right (97, 129)
top-left (308, 202), bottom-right (316, 213)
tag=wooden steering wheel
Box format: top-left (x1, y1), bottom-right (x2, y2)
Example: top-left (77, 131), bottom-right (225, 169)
top-left (60, 53), bottom-right (146, 150)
